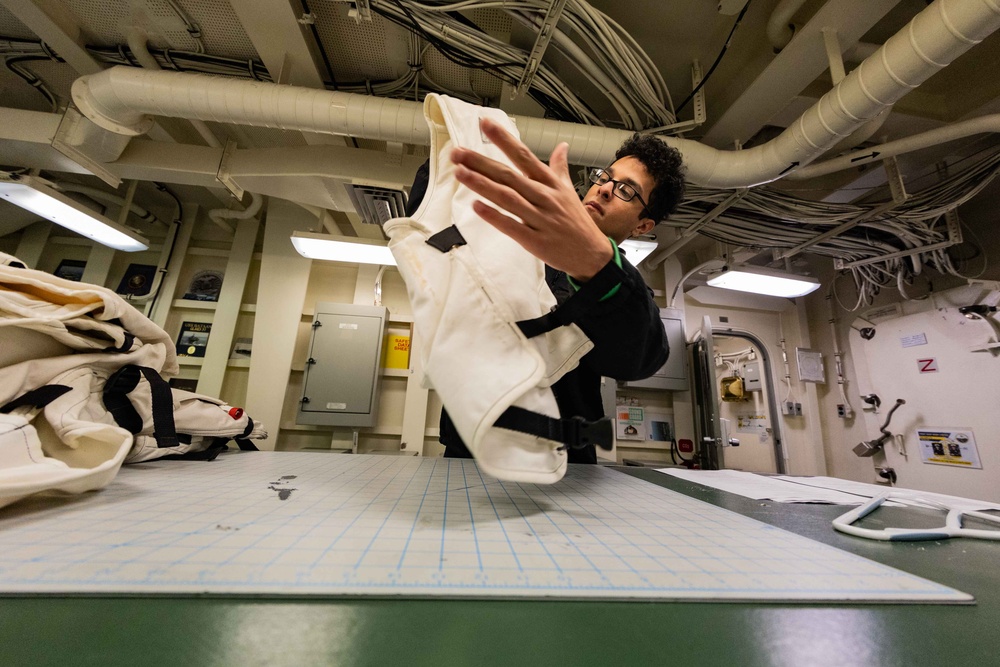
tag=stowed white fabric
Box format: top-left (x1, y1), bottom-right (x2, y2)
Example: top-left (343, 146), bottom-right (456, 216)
top-left (0, 252), bottom-right (266, 509)
top-left (383, 94), bottom-right (593, 484)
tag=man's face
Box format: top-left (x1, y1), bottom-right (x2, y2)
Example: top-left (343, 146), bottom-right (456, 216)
top-left (582, 155), bottom-right (656, 244)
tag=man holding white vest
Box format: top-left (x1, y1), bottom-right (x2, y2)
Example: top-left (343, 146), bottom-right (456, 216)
top-left (409, 117), bottom-right (685, 465)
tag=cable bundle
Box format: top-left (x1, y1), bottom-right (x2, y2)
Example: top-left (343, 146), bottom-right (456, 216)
top-left (670, 150), bottom-right (1000, 309)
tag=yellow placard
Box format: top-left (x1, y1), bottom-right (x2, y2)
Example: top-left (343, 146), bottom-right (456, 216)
top-left (384, 333), bottom-right (411, 369)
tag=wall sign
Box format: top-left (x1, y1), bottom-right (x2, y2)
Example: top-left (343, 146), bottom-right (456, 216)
top-left (901, 333), bottom-right (928, 348)
top-left (616, 406), bottom-right (645, 441)
top-left (916, 428), bottom-right (982, 469)
top-left (917, 358), bottom-right (938, 373)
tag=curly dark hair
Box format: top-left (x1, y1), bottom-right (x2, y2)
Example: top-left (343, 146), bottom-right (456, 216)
top-left (614, 134), bottom-right (686, 222)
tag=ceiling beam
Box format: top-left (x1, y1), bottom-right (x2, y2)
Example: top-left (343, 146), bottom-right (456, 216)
top-left (0, 0), bottom-right (101, 74)
top-left (702, 0), bottom-right (901, 149)
top-left (228, 0), bottom-right (347, 148)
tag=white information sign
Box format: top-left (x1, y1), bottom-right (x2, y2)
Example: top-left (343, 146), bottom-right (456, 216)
top-left (616, 405), bottom-right (645, 441)
top-left (901, 333), bottom-right (928, 348)
top-left (916, 428), bottom-right (982, 469)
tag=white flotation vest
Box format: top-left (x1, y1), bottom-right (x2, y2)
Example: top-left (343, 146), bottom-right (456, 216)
top-left (383, 94), bottom-right (613, 484)
top-left (0, 253), bottom-right (266, 509)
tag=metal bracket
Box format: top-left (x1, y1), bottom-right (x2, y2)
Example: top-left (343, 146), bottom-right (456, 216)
top-left (834, 213), bottom-right (962, 270)
top-left (833, 226), bottom-right (962, 271)
top-left (944, 208), bottom-right (963, 245)
top-left (647, 188), bottom-right (748, 268)
top-left (51, 106), bottom-right (121, 188)
top-left (782, 198), bottom-right (900, 262)
top-left (215, 139), bottom-right (245, 200)
top-left (690, 59), bottom-right (706, 126)
top-left (512, 0), bottom-right (568, 98)
top-left (821, 27), bottom-right (846, 85)
top-left (641, 61), bottom-right (705, 135)
top-left (883, 155), bottom-right (908, 204)
top-left (350, 0), bottom-right (373, 23)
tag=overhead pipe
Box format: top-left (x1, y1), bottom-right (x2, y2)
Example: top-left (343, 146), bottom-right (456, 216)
top-left (58, 182), bottom-right (162, 226)
top-left (207, 191), bottom-right (263, 233)
top-left (72, 0), bottom-right (1000, 190)
top-left (788, 114), bottom-right (1000, 179)
top-left (125, 27), bottom-right (224, 150)
top-left (767, 0), bottom-right (810, 51)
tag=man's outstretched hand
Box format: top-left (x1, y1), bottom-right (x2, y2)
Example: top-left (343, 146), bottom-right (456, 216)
top-left (450, 118), bottom-right (613, 283)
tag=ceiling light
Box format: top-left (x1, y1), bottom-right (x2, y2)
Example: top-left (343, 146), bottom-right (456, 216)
top-left (620, 238), bottom-right (658, 265)
top-left (291, 231), bottom-right (396, 266)
top-left (0, 174), bottom-right (149, 252)
top-left (706, 265), bottom-right (820, 298)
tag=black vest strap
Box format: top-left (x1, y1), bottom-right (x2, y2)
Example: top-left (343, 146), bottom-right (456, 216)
top-left (425, 225), bottom-right (468, 253)
top-left (156, 438), bottom-right (228, 461)
top-left (0, 385), bottom-right (72, 413)
top-left (493, 405), bottom-right (613, 451)
top-left (515, 260), bottom-right (624, 338)
top-left (234, 438), bottom-right (259, 451)
top-left (103, 332), bottom-right (135, 353)
top-left (103, 365), bottom-right (179, 448)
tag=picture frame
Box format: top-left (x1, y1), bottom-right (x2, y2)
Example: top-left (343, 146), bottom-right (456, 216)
top-left (182, 269), bottom-right (224, 302)
top-left (115, 263), bottom-right (157, 296)
top-left (54, 259), bottom-right (86, 282)
top-left (175, 321), bottom-right (212, 357)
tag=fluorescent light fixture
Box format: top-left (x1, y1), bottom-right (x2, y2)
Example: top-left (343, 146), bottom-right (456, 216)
top-left (291, 231), bottom-right (396, 266)
top-left (707, 264), bottom-right (820, 298)
top-left (620, 238), bottom-right (658, 265)
top-left (0, 174), bottom-right (149, 252)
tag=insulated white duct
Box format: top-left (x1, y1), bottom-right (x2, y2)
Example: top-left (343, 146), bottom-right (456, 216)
top-left (72, 0), bottom-right (1000, 189)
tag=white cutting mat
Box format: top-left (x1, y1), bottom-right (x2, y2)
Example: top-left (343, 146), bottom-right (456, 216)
top-left (0, 452), bottom-right (971, 602)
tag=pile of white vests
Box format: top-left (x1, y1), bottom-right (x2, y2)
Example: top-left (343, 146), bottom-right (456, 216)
top-left (0, 252), bottom-right (266, 510)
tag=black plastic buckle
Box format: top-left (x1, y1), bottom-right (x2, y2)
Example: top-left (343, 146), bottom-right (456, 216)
top-left (560, 416), bottom-right (614, 451)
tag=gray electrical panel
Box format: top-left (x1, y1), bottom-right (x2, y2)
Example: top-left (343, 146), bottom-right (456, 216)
top-left (297, 303), bottom-right (388, 427)
top-left (619, 308), bottom-right (688, 391)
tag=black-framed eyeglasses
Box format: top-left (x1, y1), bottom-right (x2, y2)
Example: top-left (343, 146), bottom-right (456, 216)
top-left (589, 168), bottom-right (651, 218)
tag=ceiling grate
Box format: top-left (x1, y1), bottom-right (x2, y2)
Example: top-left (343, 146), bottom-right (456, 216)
top-left (345, 183), bottom-right (408, 226)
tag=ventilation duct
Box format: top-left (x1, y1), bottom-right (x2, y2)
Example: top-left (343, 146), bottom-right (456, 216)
top-left (71, 0), bottom-right (1000, 190)
top-left (344, 184), bottom-right (408, 227)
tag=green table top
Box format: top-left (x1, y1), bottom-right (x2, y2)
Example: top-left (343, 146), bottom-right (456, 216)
top-left (2, 467), bottom-right (997, 667)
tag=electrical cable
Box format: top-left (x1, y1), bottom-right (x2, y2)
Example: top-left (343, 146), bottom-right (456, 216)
top-left (144, 183), bottom-right (183, 317)
top-left (299, 0), bottom-right (339, 90)
top-left (163, 0), bottom-right (204, 53)
top-left (4, 55), bottom-right (60, 111)
top-left (675, 0), bottom-right (752, 114)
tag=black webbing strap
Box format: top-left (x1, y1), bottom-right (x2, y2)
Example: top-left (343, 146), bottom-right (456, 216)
top-left (103, 332), bottom-right (135, 353)
top-left (515, 261), bottom-right (624, 338)
top-left (156, 438), bottom-right (229, 462)
top-left (233, 417), bottom-right (260, 451)
top-left (493, 405), bottom-right (613, 451)
top-left (102, 365), bottom-right (179, 448)
top-left (425, 225), bottom-right (467, 253)
top-left (0, 385), bottom-right (72, 413)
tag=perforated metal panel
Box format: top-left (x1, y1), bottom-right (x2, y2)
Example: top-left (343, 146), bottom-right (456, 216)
top-left (0, 4), bottom-right (33, 39)
top-left (62, 0), bottom-right (259, 59)
top-left (311, 3), bottom-right (408, 83)
top-left (421, 8), bottom-right (509, 101)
